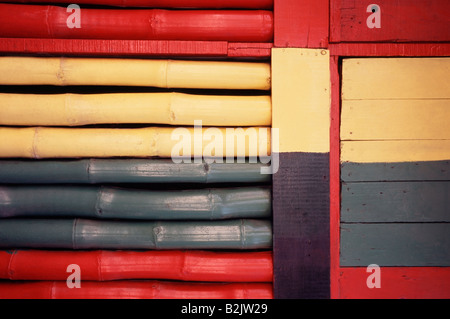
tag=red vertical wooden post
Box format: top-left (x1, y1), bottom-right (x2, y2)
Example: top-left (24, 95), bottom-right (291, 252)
top-left (329, 55), bottom-right (341, 299)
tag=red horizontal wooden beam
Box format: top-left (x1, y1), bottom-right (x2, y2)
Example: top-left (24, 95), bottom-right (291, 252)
top-left (5, 0), bottom-right (274, 9)
top-left (330, 43), bottom-right (450, 57)
top-left (0, 38), bottom-right (272, 58)
top-left (331, 0), bottom-right (450, 43)
top-left (0, 3), bottom-right (273, 42)
top-left (338, 267), bottom-right (450, 299)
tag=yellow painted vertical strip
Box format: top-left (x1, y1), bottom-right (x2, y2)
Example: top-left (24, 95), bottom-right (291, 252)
top-left (272, 48), bottom-right (330, 153)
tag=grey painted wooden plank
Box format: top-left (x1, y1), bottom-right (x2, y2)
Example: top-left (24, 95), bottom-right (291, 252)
top-left (341, 223), bottom-right (450, 266)
top-left (341, 181), bottom-right (450, 222)
top-left (341, 161), bottom-right (450, 182)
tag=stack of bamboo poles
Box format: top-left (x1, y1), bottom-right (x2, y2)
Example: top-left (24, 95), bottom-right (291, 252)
top-left (0, 56), bottom-right (273, 299)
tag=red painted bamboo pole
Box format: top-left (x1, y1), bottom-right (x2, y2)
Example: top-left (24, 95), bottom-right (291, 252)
top-left (0, 250), bottom-right (273, 282)
top-left (0, 281), bottom-right (273, 299)
top-left (0, 4), bottom-right (273, 42)
top-left (3, 0), bottom-right (274, 9)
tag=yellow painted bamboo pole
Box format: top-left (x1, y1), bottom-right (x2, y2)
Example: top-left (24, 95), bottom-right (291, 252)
top-left (0, 57), bottom-right (271, 90)
top-left (0, 127), bottom-right (271, 159)
top-left (0, 93), bottom-right (271, 126)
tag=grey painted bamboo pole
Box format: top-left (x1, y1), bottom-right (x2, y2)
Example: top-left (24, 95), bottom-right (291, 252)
top-left (0, 159), bottom-right (271, 184)
top-left (0, 219), bottom-right (272, 250)
top-left (0, 186), bottom-right (271, 220)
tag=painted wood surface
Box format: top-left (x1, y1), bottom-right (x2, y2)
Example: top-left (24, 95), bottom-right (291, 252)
top-left (329, 55), bottom-right (341, 299)
top-left (0, 281), bottom-right (273, 299)
top-left (331, 0), bottom-right (450, 43)
top-left (0, 4), bottom-right (273, 42)
top-left (273, 152), bottom-right (330, 299)
top-left (340, 223), bottom-right (450, 266)
top-left (272, 48), bottom-right (331, 298)
top-left (0, 219), bottom-right (272, 250)
top-left (0, 250), bottom-right (273, 282)
top-left (5, 0), bottom-right (274, 8)
top-left (0, 93), bottom-right (271, 127)
top-left (338, 267), bottom-right (450, 299)
top-left (0, 159), bottom-right (271, 184)
top-left (274, 0), bottom-right (328, 48)
top-left (0, 185), bottom-right (271, 220)
top-left (341, 99), bottom-right (450, 140)
top-left (342, 58), bottom-right (450, 100)
top-left (330, 43), bottom-right (450, 57)
top-left (0, 127), bottom-right (271, 159)
top-left (341, 160), bottom-right (450, 182)
top-left (341, 181), bottom-right (450, 222)
top-left (0, 38), bottom-right (273, 58)
top-left (272, 48), bottom-right (330, 153)
top-left (0, 57), bottom-right (271, 90)
top-left (341, 140), bottom-right (450, 163)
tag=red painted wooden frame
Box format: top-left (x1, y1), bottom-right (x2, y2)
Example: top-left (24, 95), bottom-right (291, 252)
top-left (0, 38), bottom-right (272, 58)
top-left (5, 0), bottom-right (274, 9)
top-left (329, 43), bottom-right (450, 299)
top-left (274, 0), bottom-right (329, 48)
top-left (330, 0), bottom-right (450, 43)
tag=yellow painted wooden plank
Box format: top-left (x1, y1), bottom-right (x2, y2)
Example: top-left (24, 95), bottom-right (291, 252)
top-left (342, 58), bottom-right (450, 100)
top-left (341, 140), bottom-right (450, 163)
top-left (0, 93), bottom-right (271, 127)
top-left (0, 57), bottom-right (271, 90)
top-left (0, 127), bottom-right (271, 159)
top-left (341, 99), bottom-right (450, 140)
top-left (272, 48), bottom-right (330, 153)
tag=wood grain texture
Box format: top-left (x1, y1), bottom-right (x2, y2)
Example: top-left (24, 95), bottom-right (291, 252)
top-left (341, 181), bottom-right (450, 222)
top-left (274, 0), bottom-right (328, 48)
top-left (5, 0), bottom-right (274, 9)
top-left (341, 140), bottom-right (450, 163)
top-left (341, 99), bottom-right (450, 140)
top-left (331, 0), bottom-right (450, 43)
top-left (341, 161), bottom-right (450, 182)
top-left (338, 267), bottom-right (450, 299)
top-left (340, 223), bottom-right (450, 266)
top-left (0, 38), bottom-right (272, 58)
top-left (330, 43), bottom-right (450, 57)
top-left (342, 58), bottom-right (450, 100)
top-left (329, 55), bottom-right (341, 299)
top-left (341, 160), bottom-right (450, 182)
top-left (272, 48), bottom-right (330, 153)
top-left (273, 152), bottom-right (330, 298)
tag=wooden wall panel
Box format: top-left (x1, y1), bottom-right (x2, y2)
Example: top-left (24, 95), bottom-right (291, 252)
top-left (331, 0), bottom-right (450, 43)
top-left (341, 224), bottom-right (450, 266)
top-left (341, 181), bottom-right (450, 222)
top-left (272, 48), bottom-right (330, 298)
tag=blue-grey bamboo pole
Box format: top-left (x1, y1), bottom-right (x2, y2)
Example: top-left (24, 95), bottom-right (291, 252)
top-left (0, 219), bottom-right (272, 250)
top-left (0, 186), bottom-right (271, 220)
top-left (0, 159), bottom-right (271, 184)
